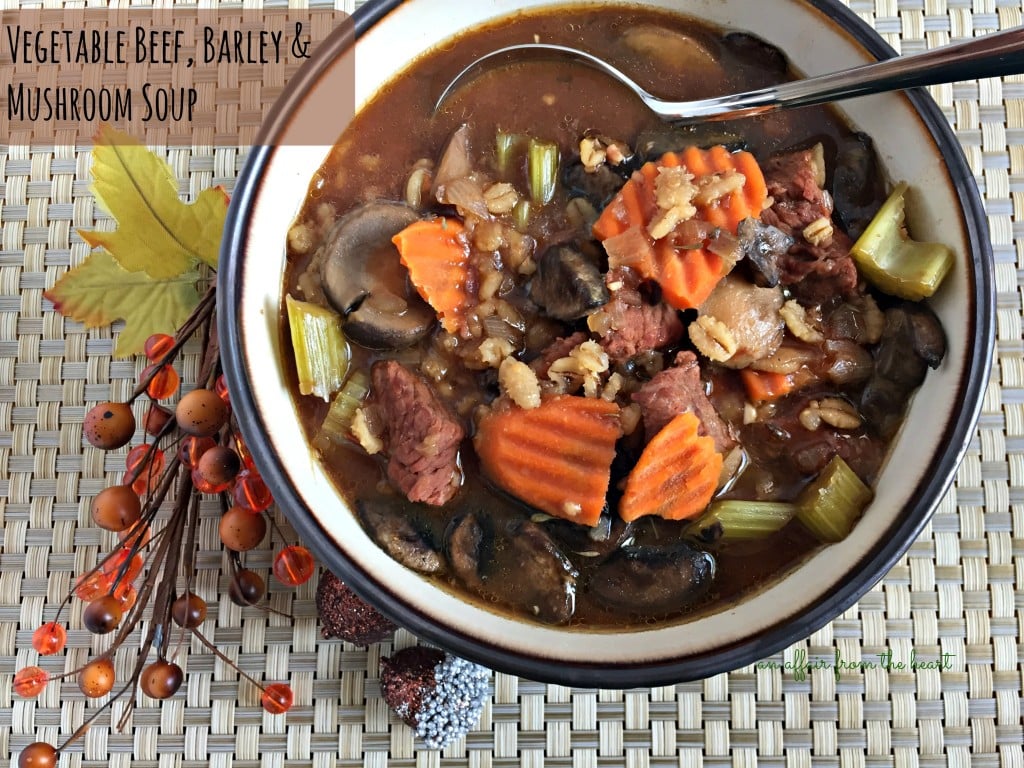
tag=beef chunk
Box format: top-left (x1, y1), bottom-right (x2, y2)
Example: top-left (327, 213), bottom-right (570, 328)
top-left (530, 331), bottom-right (589, 378)
top-left (370, 360), bottom-right (464, 506)
top-left (741, 392), bottom-right (884, 483)
top-left (760, 147), bottom-right (860, 303)
top-left (599, 299), bottom-right (684, 361)
top-left (595, 272), bottom-right (685, 362)
top-left (632, 351), bottom-right (736, 451)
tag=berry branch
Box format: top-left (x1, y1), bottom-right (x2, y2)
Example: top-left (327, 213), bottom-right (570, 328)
top-left (14, 283), bottom-right (314, 768)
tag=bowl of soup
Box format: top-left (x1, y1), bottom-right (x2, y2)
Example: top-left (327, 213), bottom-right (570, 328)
top-left (219, 0), bottom-right (994, 686)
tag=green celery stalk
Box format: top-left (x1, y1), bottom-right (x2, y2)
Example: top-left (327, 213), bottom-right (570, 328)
top-left (528, 138), bottom-right (559, 205)
top-left (689, 500), bottom-right (796, 541)
top-left (850, 182), bottom-right (954, 300)
top-left (513, 199), bottom-right (532, 232)
top-left (314, 370), bottom-right (370, 450)
top-left (795, 455), bottom-right (873, 542)
top-left (285, 294), bottom-right (348, 402)
top-left (496, 131), bottom-right (527, 178)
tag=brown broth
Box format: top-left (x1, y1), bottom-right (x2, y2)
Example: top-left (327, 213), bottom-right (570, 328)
top-left (282, 5), bottom-right (877, 628)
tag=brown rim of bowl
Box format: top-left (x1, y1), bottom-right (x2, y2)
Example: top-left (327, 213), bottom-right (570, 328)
top-left (218, 0), bottom-right (996, 687)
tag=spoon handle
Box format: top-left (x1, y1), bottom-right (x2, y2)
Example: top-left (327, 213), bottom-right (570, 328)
top-left (664, 26), bottom-right (1024, 121)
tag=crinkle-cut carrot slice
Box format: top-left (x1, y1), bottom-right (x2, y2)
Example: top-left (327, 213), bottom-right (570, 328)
top-left (393, 217), bottom-right (474, 334)
top-left (591, 146), bottom-right (769, 310)
top-left (619, 411), bottom-right (722, 522)
top-left (474, 395), bottom-right (622, 527)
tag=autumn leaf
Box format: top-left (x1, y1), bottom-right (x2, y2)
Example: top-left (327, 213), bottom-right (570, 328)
top-left (44, 250), bottom-right (201, 358)
top-left (81, 125), bottom-right (228, 279)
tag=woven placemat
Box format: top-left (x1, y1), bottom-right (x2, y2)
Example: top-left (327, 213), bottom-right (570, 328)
top-left (2, 0), bottom-right (1022, 765)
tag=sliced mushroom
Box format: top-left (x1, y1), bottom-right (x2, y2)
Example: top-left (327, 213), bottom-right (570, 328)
top-left (357, 500), bottom-right (444, 575)
top-left (588, 543), bottom-right (716, 614)
top-left (721, 32), bottom-right (789, 74)
top-left (542, 511), bottom-right (634, 561)
top-left (446, 513), bottom-right (578, 624)
top-left (447, 513), bottom-right (488, 592)
top-left (321, 202), bottom-right (435, 349)
top-left (530, 246), bottom-right (609, 321)
top-left (635, 125), bottom-right (746, 162)
top-left (562, 159), bottom-right (631, 209)
top-left (861, 302), bottom-right (946, 438)
top-left (832, 132), bottom-right (886, 241)
top-left (432, 124), bottom-right (473, 198)
top-left (622, 25), bottom-right (721, 75)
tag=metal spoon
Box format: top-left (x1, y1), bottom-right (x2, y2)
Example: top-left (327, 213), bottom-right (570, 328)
top-left (435, 27), bottom-right (1024, 123)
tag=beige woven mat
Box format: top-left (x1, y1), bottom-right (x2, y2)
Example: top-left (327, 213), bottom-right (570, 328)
top-left (2, 0), bottom-right (1022, 765)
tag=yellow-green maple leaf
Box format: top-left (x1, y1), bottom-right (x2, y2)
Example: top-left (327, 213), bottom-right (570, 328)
top-left (81, 125), bottom-right (227, 279)
top-left (44, 250), bottom-right (201, 358)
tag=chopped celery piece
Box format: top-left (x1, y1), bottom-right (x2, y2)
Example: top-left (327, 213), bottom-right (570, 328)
top-left (314, 370), bottom-right (370, 450)
top-left (496, 131), bottom-right (527, 178)
top-left (689, 500), bottom-right (796, 541)
top-left (528, 138), bottom-right (559, 205)
top-left (513, 199), bottom-right (532, 232)
top-left (850, 182), bottom-right (954, 300)
top-left (796, 455), bottom-right (873, 543)
top-left (285, 294), bottom-right (348, 402)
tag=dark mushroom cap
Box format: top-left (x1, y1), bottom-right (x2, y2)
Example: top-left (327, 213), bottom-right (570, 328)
top-left (321, 202), bottom-right (436, 349)
top-left (530, 245), bottom-right (609, 321)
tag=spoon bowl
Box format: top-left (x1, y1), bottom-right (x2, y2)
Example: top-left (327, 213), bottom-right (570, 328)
top-left (437, 28), bottom-right (1024, 123)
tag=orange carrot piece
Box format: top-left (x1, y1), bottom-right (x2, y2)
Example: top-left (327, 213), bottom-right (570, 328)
top-left (655, 243), bottom-right (723, 310)
top-left (734, 150), bottom-right (769, 217)
top-left (474, 395), bottom-right (622, 527)
top-left (591, 146), bottom-right (769, 310)
top-left (740, 369), bottom-right (795, 403)
top-left (619, 411), bottom-right (722, 523)
top-left (392, 217), bottom-right (473, 334)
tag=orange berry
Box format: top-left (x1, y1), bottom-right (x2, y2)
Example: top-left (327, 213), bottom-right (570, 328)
top-left (144, 333), bottom-right (175, 362)
top-left (261, 683), bottom-right (294, 714)
top-left (31, 622), bottom-right (66, 655)
top-left (74, 570), bottom-right (114, 602)
top-left (219, 507), bottom-right (267, 551)
top-left (142, 403), bottom-right (173, 436)
top-left (176, 388), bottom-right (229, 437)
top-left (17, 741), bottom-right (57, 768)
top-left (233, 470), bottom-right (273, 512)
top-left (143, 364), bottom-right (180, 400)
top-left (13, 666), bottom-right (49, 698)
top-left (90, 485), bottom-right (142, 532)
top-left (140, 659), bottom-right (183, 699)
top-left (273, 546), bottom-right (315, 587)
top-left (83, 594), bottom-right (123, 635)
top-left (78, 657), bottom-right (115, 698)
top-left (178, 435), bottom-right (215, 468)
top-left (83, 402), bottom-right (135, 450)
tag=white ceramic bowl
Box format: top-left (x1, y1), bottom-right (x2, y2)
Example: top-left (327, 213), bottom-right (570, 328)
top-left (220, 0), bottom-right (994, 686)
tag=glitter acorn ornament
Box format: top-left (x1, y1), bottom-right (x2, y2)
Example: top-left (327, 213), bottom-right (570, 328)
top-left (379, 647), bottom-right (491, 749)
top-left (316, 570), bottom-right (397, 646)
